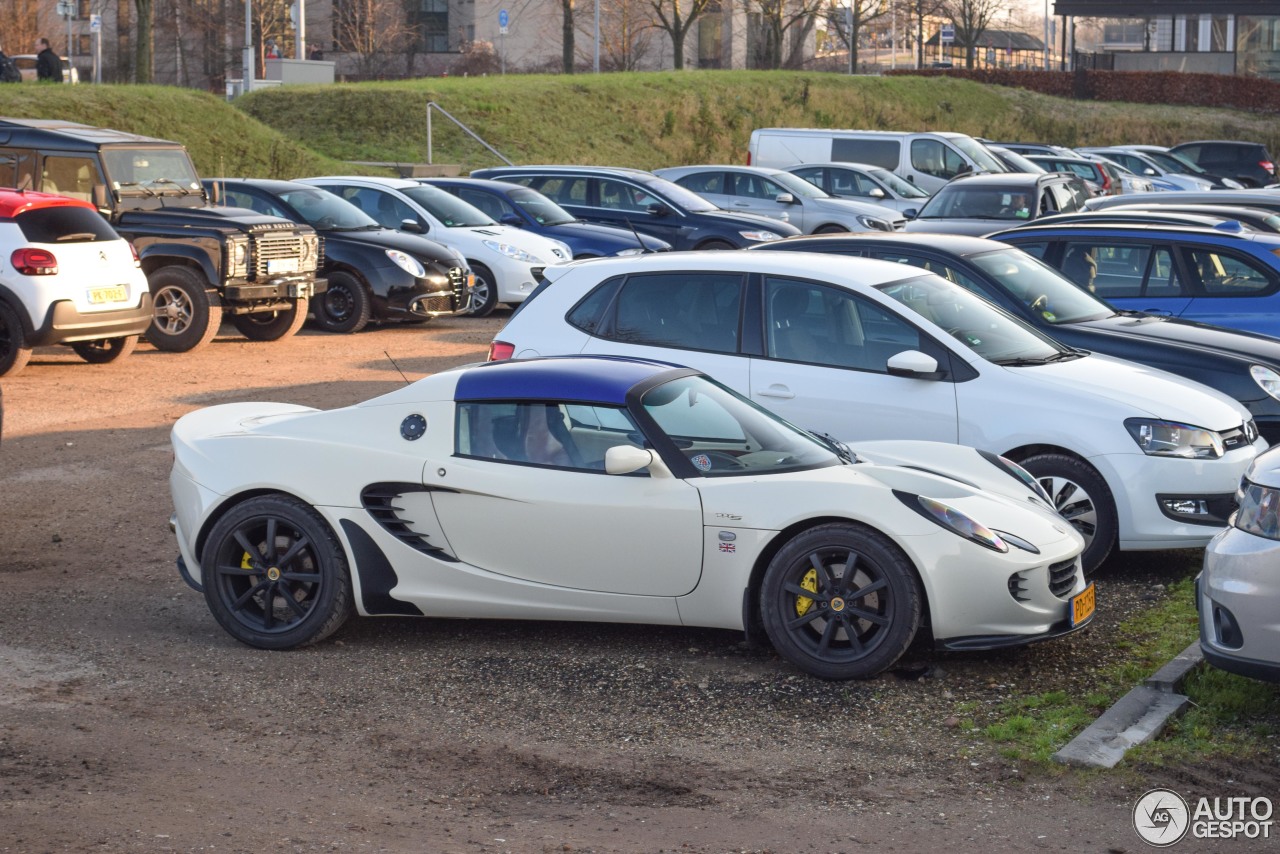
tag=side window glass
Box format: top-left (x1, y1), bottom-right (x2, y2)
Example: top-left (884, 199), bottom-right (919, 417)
top-left (1088, 243), bottom-right (1148, 298)
top-left (243, 190), bottom-right (290, 218)
top-left (459, 189), bottom-right (512, 221)
top-left (791, 166), bottom-right (823, 188)
top-left (456, 401), bottom-right (636, 472)
top-left (678, 172), bottom-right (722, 195)
top-left (733, 173), bottom-right (767, 199)
top-left (566, 276), bottom-right (623, 335)
top-left (765, 277), bottom-right (920, 372)
top-left (610, 273), bottom-right (743, 353)
top-left (41, 155), bottom-right (103, 202)
top-left (1013, 240), bottom-right (1049, 260)
top-left (0, 150), bottom-right (36, 190)
top-left (366, 191), bottom-right (415, 229)
top-left (1188, 248), bottom-right (1274, 295)
top-left (873, 252), bottom-right (997, 299)
top-left (1144, 247), bottom-right (1186, 297)
top-left (910, 139), bottom-right (946, 177)
top-left (940, 146), bottom-right (967, 179)
top-left (599, 179), bottom-right (644, 211)
top-left (829, 169), bottom-right (863, 196)
top-left (761, 177), bottom-right (786, 199)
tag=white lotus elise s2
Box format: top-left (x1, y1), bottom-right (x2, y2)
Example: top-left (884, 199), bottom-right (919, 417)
top-left (169, 355), bottom-right (1093, 679)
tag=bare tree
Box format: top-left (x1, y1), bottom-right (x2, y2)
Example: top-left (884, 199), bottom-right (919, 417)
top-left (823, 0), bottom-right (887, 73)
top-left (648, 0), bottom-right (714, 70)
top-left (0, 0), bottom-right (39, 56)
top-left (944, 0), bottom-right (1004, 68)
top-left (904, 0), bottom-right (945, 68)
top-left (134, 0), bottom-right (154, 82)
top-left (739, 0), bottom-right (825, 70)
top-left (585, 0), bottom-right (657, 71)
top-left (561, 0), bottom-right (575, 73)
top-left (332, 0), bottom-right (415, 79)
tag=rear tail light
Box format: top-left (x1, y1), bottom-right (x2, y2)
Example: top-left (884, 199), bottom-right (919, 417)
top-left (128, 241), bottom-right (141, 268)
top-left (11, 248), bottom-right (57, 276)
top-left (1099, 171), bottom-right (1112, 194)
top-left (487, 340), bottom-right (515, 361)
top-left (1262, 160), bottom-right (1275, 175)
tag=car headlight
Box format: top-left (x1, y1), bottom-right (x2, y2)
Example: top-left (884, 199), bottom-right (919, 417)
top-left (482, 239), bottom-right (543, 264)
top-left (738, 230), bottom-right (783, 242)
top-left (1251, 365), bottom-right (1280, 402)
top-left (552, 239), bottom-right (574, 260)
top-left (226, 237), bottom-right (250, 278)
top-left (1223, 178), bottom-right (1245, 189)
top-left (614, 247), bottom-right (647, 256)
top-left (980, 450), bottom-right (1053, 504)
top-left (895, 490), bottom-right (1008, 552)
top-left (856, 215), bottom-right (891, 232)
top-left (1235, 479), bottom-right (1280, 539)
top-left (1124, 417), bottom-right (1224, 459)
top-left (385, 249), bottom-right (426, 278)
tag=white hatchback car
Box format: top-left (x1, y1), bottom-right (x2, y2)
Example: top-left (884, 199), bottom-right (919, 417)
top-left (300, 176), bottom-right (572, 316)
top-left (0, 189), bottom-right (151, 375)
top-left (1199, 443), bottom-right (1280, 683)
top-left (491, 252), bottom-right (1266, 574)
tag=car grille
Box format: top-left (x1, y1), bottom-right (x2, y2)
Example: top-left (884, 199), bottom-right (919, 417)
top-left (252, 232), bottom-right (312, 277)
top-left (1222, 421), bottom-right (1257, 451)
top-left (449, 266), bottom-right (466, 301)
top-left (416, 294), bottom-right (455, 314)
top-left (1048, 559), bottom-right (1077, 599)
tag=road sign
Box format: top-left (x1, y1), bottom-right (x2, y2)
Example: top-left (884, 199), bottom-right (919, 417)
top-left (56, 1), bottom-right (74, 16)
top-left (940, 24), bottom-right (955, 44)
top-left (90, 14), bottom-right (102, 32)
top-left (498, 9), bottom-right (509, 28)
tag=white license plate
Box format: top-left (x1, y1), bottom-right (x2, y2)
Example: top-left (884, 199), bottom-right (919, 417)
top-left (266, 258), bottom-right (299, 274)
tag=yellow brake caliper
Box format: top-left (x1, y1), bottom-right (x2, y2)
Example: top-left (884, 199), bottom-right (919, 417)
top-left (795, 568), bottom-right (819, 616)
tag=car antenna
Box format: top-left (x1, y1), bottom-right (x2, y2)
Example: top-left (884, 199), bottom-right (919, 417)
top-left (384, 350), bottom-right (412, 385)
top-left (623, 217), bottom-right (649, 253)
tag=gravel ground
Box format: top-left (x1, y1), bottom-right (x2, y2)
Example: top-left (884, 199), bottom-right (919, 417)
top-left (0, 315), bottom-right (1274, 853)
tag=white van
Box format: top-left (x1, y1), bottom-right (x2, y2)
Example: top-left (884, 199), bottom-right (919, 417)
top-left (749, 128), bottom-right (1007, 194)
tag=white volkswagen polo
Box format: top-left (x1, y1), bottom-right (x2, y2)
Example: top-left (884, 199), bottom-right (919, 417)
top-left (299, 176), bottom-right (572, 317)
top-left (490, 252), bottom-right (1267, 573)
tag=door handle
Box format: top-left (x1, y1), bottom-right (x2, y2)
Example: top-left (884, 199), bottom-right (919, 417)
top-left (757, 385), bottom-right (795, 399)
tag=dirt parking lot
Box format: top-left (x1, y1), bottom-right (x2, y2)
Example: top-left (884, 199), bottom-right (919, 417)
top-left (0, 316), bottom-right (1273, 853)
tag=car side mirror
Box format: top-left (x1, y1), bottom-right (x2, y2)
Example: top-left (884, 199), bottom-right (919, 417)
top-left (92, 183), bottom-right (109, 209)
top-left (903, 208), bottom-right (918, 219)
top-left (605, 445), bottom-right (672, 478)
top-left (869, 187), bottom-right (886, 199)
top-left (499, 213), bottom-right (523, 227)
top-left (1144, 168), bottom-right (1157, 176)
top-left (886, 350), bottom-right (941, 378)
top-left (400, 219), bottom-right (424, 233)
top-left (646, 204), bottom-right (670, 218)
top-left (775, 193), bottom-right (795, 205)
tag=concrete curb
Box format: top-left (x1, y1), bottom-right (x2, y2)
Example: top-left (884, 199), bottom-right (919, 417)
top-left (1052, 641), bottom-right (1203, 769)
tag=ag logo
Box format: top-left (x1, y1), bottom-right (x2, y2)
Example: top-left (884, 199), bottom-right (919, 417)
top-left (1133, 788), bottom-right (1190, 847)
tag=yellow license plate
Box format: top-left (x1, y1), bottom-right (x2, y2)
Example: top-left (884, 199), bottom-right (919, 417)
top-left (1071, 582), bottom-right (1096, 627)
top-left (88, 286), bottom-right (128, 304)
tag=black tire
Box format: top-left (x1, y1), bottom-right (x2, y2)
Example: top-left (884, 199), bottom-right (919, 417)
top-left (1020, 453), bottom-right (1117, 575)
top-left (313, 272), bottom-right (371, 334)
top-left (466, 263), bottom-right (500, 317)
top-left (200, 495), bottom-right (352, 650)
top-left (148, 265), bottom-right (221, 353)
top-left (70, 336), bottom-right (138, 364)
top-left (230, 297), bottom-right (309, 342)
top-left (761, 522), bottom-right (922, 680)
top-left (814, 225), bottom-right (848, 234)
top-left (0, 301), bottom-right (32, 376)
top-left (695, 239), bottom-right (736, 251)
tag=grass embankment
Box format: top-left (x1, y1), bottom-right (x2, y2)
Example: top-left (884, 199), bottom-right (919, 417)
top-left (0, 84), bottom-right (352, 178)
top-left (236, 71), bottom-right (1280, 172)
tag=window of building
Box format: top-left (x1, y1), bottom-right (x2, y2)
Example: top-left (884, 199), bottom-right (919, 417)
top-left (408, 0), bottom-right (450, 52)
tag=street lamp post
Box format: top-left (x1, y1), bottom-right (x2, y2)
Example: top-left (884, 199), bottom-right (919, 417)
top-left (244, 0), bottom-right (254, 92)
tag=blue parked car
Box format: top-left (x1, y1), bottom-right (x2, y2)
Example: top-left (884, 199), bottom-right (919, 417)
top-left (423, 177), bottom-right (671, 258)
top-left (988, 220), bottom-right (1280, 339)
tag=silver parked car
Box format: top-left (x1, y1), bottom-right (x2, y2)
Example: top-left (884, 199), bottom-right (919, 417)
top-left (1199, 443), bottom-right (1280, 683)
top-left (654, 164), bottom-right (906, 233)
top-left (783, 161), bottom-right (931, 218)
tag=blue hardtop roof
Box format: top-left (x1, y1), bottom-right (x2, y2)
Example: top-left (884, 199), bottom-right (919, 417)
top-left (455, 356), bottom-right (692, 405)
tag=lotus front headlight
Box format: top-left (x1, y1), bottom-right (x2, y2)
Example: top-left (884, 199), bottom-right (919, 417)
top-left (738, 230), bottom-right (783, 242)
top-left (385, 249), bottom-right (426, 278)
top-left (1251, 365), bottom-right (1280, 402)
top-left (895, 491), bottom-right (1008, 552)
top-left (1124, 418), bottom-right (1224, 459)
top-left (1235, 479), bottom-right (1280, 539)
top-left (482, 239), bottom-right (543, 264)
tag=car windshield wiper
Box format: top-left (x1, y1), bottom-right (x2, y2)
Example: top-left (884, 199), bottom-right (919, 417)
top-left (810, 431), bottom-right (858, 464)
top-left (116, 181), bottom-right (158, 198)
top-left (143, 178), bottom-right (196, 195)
top-left (993, 350), bottom-right (1083, 366)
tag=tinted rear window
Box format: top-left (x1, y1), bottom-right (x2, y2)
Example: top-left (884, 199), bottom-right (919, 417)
top-left (15, 206), bottom-right (117, 243)
top-left (833, 138), bottom-right (900, 170)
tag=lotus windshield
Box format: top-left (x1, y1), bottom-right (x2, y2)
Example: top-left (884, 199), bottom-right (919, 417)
top-left (508, 187), bottom-right (576, 226)
top-left (968, 248), bottom-right (1114, 324)
top-left (401, 185), bottom-right (493, 227)
top-left (640, 376), bottom-right (838, 476)
top-left (877, 274), bottom-right (1069, 364)
top-left (278, 187), bottom-right (379, 230)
